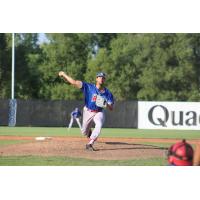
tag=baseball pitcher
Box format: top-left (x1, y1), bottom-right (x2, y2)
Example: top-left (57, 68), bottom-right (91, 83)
top-left (59, 71), bottom-right (114, 151)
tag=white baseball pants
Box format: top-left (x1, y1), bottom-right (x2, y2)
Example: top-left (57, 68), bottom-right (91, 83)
top-left (68, 117), bottom-right (82, 129)
top-left (81, 106), bottom-right (105, 144)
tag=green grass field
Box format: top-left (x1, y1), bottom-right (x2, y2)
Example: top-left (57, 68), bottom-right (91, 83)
top-left (0, 126), bottom-right (199, 166)
top-left (0, 156), bottom-right (166, 166)
top-left (1, 126), bottom-right (200, 139)
top-left (0, 140), bottom-right (30, 147)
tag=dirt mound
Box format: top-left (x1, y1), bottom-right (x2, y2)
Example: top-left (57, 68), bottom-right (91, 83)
top-left (0, 136), bottom-right (171, 160)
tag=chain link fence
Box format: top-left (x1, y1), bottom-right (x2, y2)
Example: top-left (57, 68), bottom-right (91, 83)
top-left (0, 100), bottom-right (138, 128)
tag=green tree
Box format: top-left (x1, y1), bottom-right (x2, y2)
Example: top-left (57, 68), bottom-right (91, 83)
top-left (0, 33), bottom-right (12, 98)
top-left (86, 34), bottom-right (147, 100)
top-left (137, 34), bottom-right (198, 101)
top-left (2, 33), bottom-right (200, 102)
top-left (38, 33), bottom-right (92, 99)
top-left (14, 33), bottom-right (41, 99)
top-left (187, 33), bottom-right (200, 100)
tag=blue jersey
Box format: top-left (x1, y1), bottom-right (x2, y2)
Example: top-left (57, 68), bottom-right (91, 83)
top-left (81, 81), bottom-right (114, 111)
top-left (71, 110), bottom-right (81, 118)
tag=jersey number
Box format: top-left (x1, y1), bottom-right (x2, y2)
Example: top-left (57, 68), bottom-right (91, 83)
top-left (92, 94), bottom-right (97, 102)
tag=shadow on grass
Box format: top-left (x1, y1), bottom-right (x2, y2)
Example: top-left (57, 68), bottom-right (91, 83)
top-left (101, 142), bottom-right (168, 151)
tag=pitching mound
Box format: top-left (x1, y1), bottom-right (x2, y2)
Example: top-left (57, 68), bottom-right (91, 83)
top-left (0, 136), bottom-right (181, 160)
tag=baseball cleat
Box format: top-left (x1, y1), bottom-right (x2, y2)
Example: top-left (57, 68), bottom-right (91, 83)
top-left (86, 144), bottom-right (95, 151)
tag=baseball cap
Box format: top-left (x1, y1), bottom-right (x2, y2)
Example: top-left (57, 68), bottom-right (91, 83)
top-left (167, 139), bottom-right (194, 166)
top-left (96, 72), bottom-right (106, 78)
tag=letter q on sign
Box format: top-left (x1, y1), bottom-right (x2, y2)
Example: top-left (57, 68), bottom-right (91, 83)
top-left (148, 105), bottom-right (169, 127)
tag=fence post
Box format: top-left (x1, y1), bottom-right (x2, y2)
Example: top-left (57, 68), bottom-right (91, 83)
top-left (8, 99), bottom-right (17, 126)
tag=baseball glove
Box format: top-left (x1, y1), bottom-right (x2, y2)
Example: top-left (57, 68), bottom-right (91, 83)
top-left (95, 95), bottom-right (107, 108)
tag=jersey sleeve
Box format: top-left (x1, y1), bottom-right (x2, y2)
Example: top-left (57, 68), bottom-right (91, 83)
top-left (106, 91), bottom-right (114, 105)
top-left (80, 81), bottom-right (86, 90)
top-left (71, 111), bottom-right (75, 117)
top-left (80, 81), bottom-right (89, 93)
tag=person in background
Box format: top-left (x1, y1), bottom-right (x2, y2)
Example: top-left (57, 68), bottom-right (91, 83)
top-left (68, 107), bottom-right (82, 130)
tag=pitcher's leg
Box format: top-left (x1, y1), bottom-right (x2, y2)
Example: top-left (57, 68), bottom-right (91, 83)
top-left (89, 111), bottom-right (105, 145)
top-left (81, 107), bottom-right (95, 136)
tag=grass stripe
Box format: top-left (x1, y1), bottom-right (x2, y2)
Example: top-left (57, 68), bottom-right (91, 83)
top-left (1, 127), bottom-right (200, 139)
top-left (0, 140), bottom-right (30, 147)
top-left (0, 155), bottom-right (168, 166)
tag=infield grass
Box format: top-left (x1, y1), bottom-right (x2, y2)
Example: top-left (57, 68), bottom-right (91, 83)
top-left (1, 126), bottom-right (200, 139)
top-left (0, 155), bottom-right (168, 166)
top-left (0, 140), bottom-right (30, 147)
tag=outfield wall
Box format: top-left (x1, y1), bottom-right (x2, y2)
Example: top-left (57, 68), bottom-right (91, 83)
top-left (0, 99), bottom-right (138, 128)
top-left (0, 100), bottom-right (9, 126)
top-left (1, 100), bottom-right (200, 129)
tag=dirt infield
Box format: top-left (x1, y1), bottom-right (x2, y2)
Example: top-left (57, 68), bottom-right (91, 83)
top-left (0, 136), bottom-right (199, 160)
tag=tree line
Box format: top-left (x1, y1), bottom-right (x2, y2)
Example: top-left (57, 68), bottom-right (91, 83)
top-left (1, 33), bottom-right (200, 101)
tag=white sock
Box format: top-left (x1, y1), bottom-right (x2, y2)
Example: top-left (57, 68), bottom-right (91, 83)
top-left (89, 139), bottom-right (95, 145)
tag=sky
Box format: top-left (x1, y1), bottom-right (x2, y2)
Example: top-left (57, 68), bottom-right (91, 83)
top-left (38, 33), bottom-right (49, 44)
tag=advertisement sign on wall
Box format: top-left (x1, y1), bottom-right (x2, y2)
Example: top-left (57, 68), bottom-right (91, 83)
top-left (138, 101), bottom-right (200, 130)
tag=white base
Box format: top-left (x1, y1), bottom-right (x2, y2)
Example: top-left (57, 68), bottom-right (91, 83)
top-left (35, 137), bottom-right (52, 141)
